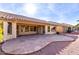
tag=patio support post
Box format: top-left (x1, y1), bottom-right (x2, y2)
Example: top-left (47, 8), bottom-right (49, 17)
top-left (12, 22), bottom-right (17, 38)
top-left (3, 21), bottom-right (8, 41)
top-left (45, 25), bottom-right (48, 34)
top-left (3, 21), bottom-right (17, 41)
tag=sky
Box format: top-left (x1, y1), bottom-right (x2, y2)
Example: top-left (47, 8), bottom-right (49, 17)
top-left (0, 3), bottom-right (79, 25)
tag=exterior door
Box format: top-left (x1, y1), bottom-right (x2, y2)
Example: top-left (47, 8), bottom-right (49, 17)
top-left (0, 22), bottom-right (3, 43)
top-left (17, 25), bottom-right (19, 36)
top-left (37, 26), bottom-right (45, 34)
top-left (37, 26), bottom-right (41, 34)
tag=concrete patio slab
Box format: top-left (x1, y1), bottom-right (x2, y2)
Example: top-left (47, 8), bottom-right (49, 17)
top-left (1, 34), bottom-right (76, 55)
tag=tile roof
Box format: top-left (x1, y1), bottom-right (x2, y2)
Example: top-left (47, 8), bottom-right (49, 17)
top-left (61, 23), bottom-right (73, 27)
top-left (0, 11), bottom-right (49, 24)
top-left (0, 11), bottom-right (73, 27)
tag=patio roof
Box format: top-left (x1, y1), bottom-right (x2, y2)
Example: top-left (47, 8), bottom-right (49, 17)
top-left (0, 11), bottom-right (48, 23)
top-left (0, 11), bottom-right (73, 27)
top-left (60, 23), bottom-right (74, 27)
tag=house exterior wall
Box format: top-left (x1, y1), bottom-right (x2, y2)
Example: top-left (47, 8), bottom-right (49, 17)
top-left (17, 23), bottom-right (56, 36)
top-left (55, 26), bottom-right (64, 33)
top-left (2, 20), bottom-right (73, 42)
top-left (0, 20), bottom-right (56, 43)
top-left (45, 25), bottom-right (56, 34)
top-left (17, 25), bottom-right (37, 35)
top-left (3, 21), bottom-right (16, 41)
top-left (63, 26), bottom-right (74, 33)
top-left (0, 11), bottom-right (74, 43)
top-left (19, 31), bottom-right (37, 35)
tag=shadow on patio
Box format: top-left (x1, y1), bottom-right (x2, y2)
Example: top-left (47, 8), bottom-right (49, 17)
top-left (29, 41), bottom-right (73, 55)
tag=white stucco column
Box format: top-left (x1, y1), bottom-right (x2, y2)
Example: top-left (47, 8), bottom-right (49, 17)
top-left (3, 21), bottom-right (8, 41)
top-left (45, 25), bottom-right (48, 34)
top-left (3, 21), bottom-right (17, 41)
top-left (45, 25), bottom-right (56, 34)
top-left (12, 22), bottom-right (17, 38)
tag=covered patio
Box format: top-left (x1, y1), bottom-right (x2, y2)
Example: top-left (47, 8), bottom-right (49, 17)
top-left (16, 22), bottom-right (46, 36)
top-left (0, 11), bottom-right (74, 43)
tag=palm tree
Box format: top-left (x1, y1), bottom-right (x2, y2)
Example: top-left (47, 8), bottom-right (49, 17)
top-left (77, 20), bottom-right (79, 21)
top-left (77, 20), bottom-right (79, 22)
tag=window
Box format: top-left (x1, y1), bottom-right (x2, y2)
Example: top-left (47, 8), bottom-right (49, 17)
top-left (21, 27), bottom-right (23, 32)
top-left (25, 26), bottom-right (29, 32)
top-left (30, 26), bottom-right (36, 31)
top-left (8, 22), bottom-right (12, 34)
top-left (34, 26), bottom-right (36, 31)
top-left (30, 26), bottom-right (34, 31)
top-left (21, 25), bottom-right (25, 32)
top-left (48, 26), bottom-right (50, 32)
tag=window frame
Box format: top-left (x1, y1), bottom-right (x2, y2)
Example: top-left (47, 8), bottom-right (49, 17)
top-left (25, 25), bottom-right (29, 32)
top-left (48, 26), bottom-right (50, 32)
top-left (7, 22), bottom-right (12, 35)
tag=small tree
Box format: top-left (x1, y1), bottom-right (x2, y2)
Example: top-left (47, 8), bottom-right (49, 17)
top-left (67, 27), bottom-right (72, 33)
top-left (75, 24), bottom-right (79, 31)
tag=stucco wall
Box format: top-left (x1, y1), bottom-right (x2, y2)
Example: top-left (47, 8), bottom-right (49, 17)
top-left (45, 25), bottom-right (56, 34)
top-left (55, 26), bottom-right (64, 33)
top-left (17, 25), bottom-right (37, 35)
top-left (3, 21), bottom-right (16, 41)
top-left (19, 32), bottom-right (37, 35)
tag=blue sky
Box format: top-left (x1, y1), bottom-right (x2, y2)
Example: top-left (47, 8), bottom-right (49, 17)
top-left (0, 3), bottom-right (79, 25)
